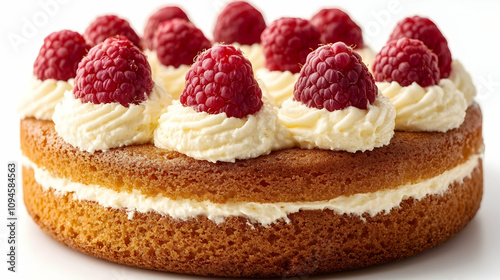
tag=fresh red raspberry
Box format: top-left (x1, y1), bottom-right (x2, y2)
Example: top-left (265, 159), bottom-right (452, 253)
top-left (154, 19), bottom-right (211, 68)
top-left (33, 30), bottom-right (90, 81)
top-left (84, 15), bottom-right (142, 49)
top-left (372, 38), bottom-right (440, 87)
top-left (294, 43), bottom-right (377, 111)
top-left (180, 45), bottom-right (263, 118)
top-left (310, 8), bottom-right (364, 49)
top-left (261, 17), bottom-right (321, 74)
top-left (143, 6), bottom-right (190, 50)
top-left (73, 36), bottom-right (154, 107)
top-left (388, 16), bottom-right (452, 78)
top-left (213, 1), bottom-right (266, 45)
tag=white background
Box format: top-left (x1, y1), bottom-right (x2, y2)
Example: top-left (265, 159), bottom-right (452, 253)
top-left (1, 0), bottom-right (499, 279)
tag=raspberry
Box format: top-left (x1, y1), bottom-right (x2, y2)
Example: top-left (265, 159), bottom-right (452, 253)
top-left (261, 17), bottom-right (321, 73)
top-left (180, 45), bottom-right (263, 118)
top-left (73, 36), bottom-right (154, 107)
top-left (213, 1), bottom-right (266, 45)
top-left (84, 15), bottom-right (142, 49)
top-left (154, 19), bottom-right (211, 68)
top-left (143, 6), bottom-right (190, 50)
top-left (388, 16), bottom-right (452, 78)
top-left (310, 8), bottom-right (364, 49)
top-left (294, 43), bottom-right (377, 111)
top-left (33, 30), bottom-right (90, 81)
top-left (372, 38), bottom-right (440, 87)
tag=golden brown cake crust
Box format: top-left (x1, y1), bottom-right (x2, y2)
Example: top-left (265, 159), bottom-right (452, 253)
top-left (23, 160), bottom-right (483, 277)
top-left (20, 104), bottom-right (483, 203)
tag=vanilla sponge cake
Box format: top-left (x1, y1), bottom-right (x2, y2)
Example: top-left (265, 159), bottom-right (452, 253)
top-left (19, 3), bottom-right (484, 277)
top-left (20, 103), bottom-right (483, 277)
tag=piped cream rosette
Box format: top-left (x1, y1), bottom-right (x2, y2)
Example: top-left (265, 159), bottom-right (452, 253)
top-left (154, 99), bottom-right (294, 163)
top-left (256, 69), bottom-right (299, 108)
top-left (18, 76), bottom-right (73, 120)
top-left (233, 43), bottom-right (265, 72)
top-left (146, 50), bottom-right (190, 100)
top-left (377, 78), bottom-right (468, 132)
top-left (449, 60), bottom-right (476, 105)
top-left (355, 46), bottom-right (377, 69)
top-left (278, 94), bottom-right (396, 153)
top-left (53, 84), bottom-right (171, 153)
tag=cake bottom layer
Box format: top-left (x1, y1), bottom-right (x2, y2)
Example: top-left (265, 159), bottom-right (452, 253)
top-left (23, 162), bottom-right (483, 278)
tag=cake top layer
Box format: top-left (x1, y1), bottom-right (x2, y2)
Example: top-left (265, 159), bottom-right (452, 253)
top-left (21, 3), bottom-right (477, 161)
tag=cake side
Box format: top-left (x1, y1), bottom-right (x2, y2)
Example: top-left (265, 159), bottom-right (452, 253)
top-left (22, 160), bottom-right (483, 277)
top-left (20, 104), bottom-right (483, 204)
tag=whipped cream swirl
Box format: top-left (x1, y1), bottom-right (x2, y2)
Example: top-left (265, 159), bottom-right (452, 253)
top-left (233, 43), bottom-right (265, 71)
top-left (278, 95), bottom-right (396, 152)
top-left (377, 79), bottom-right (467, 132)
top-left (145, 49), bottom-right (160, 75)
top-left (449, 60), bottom-right (476, 105)
top-left (154, 101), bottom-right (293, 162)
top-left (355, 46), bottom-right (376, 69)
top-left (256, 68), bottom-right (299, 107)
top-left (53, 85), bottom-right (171, 153)
top-left (146, 50), bottom-right (189, 99)
top-left (18, 77), bottom-right (73, 120)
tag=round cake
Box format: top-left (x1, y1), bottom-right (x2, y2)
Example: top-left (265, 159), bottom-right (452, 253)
top-left (21, 105), bottom-right (482, 277)
top-left (19, 3), bottom-right (483, 278)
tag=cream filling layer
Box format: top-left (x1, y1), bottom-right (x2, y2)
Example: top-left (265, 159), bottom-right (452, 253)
top-left (23, 153), bottom-right (481, 227)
